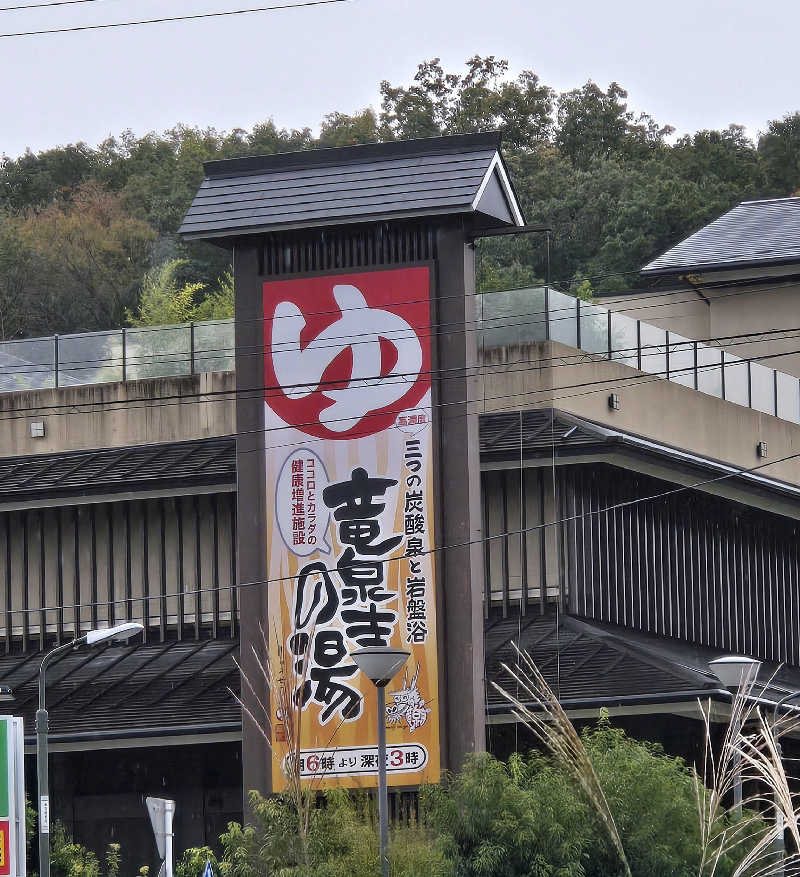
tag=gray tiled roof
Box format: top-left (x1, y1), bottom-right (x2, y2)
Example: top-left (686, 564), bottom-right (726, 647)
top-left (642, 197), bottom-right (800, 274)
top-left (0, 637), bottom-right (239, 741)
top-left (179, 133), bottom-right (523, 239)
top-left (0, 436), bottom-right (235, 502)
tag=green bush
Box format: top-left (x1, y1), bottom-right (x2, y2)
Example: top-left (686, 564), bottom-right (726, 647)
top-left (175, 846), bottom-right (220, 877)
top-left (422, 752), bottom-right (591, 877)
top-left (175, 719), bottom-right (770, 877)
top-left (50, 823), bottom-right (100, 877)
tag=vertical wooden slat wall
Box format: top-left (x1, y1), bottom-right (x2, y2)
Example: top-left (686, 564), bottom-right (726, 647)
top-left (0, 492), bottom-right (237, 651)
top-left (482, 463), bottom-right (800, 668)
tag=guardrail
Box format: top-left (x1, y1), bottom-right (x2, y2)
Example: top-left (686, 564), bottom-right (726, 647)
top-left (4, 289), bottom-right (799, 428)
top-left (478, 287), bottom-right (800, 424)
top-left (0, 319), bottom-right (234, 392)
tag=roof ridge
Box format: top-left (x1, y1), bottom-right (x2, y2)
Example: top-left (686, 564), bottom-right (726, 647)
top-left (202, 132), bottom-right (503, 180)
top-left (739, 196), bottom-right (800, 206)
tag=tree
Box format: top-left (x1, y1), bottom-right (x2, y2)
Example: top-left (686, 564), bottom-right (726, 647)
top-left (556, 80), bottom-right (672, 169)
top-left (379, 56), bottom-right (553, 148)
top-left (127, 259), bottom-right (233, 326)
top-left (318, 109), bottom-right (379, 147)
top-left (758, 112), bottom-right (800, 195)
top-left (14, 182), bottom-right (154, 335)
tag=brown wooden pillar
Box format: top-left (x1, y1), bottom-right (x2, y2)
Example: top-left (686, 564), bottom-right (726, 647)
top-left (435, 223), bottom-right (486, 765)
top-left (233, 241), bottom-right (271, 800)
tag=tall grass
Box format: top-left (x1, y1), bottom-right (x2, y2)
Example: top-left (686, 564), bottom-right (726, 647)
top-left (492, 642), bottom-right (800, 877)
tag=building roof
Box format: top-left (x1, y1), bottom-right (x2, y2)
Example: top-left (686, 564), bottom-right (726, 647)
top-left (485, 609), bottom-right (800, 718)
top-left (4, 610), bottom-right (799, 744)
top-left (642, 197), bottom-right (800, 275)
top-left (0, 637), bottom-right (239, 743)
top-left (484, 610), bottom-right (717, 711)
top-left (0, 436), bottom-right (236, 505)
top-left (178, 133), bottom-right (524, 240)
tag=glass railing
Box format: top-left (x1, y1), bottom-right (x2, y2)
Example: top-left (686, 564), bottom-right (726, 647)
top-left (478, 287), bottom-right (799, 425)
top-left (0, 319), bottom-right (234, 392)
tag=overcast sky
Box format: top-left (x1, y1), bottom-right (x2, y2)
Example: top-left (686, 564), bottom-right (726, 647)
top-left (1, 0), bottom-right (797, 158)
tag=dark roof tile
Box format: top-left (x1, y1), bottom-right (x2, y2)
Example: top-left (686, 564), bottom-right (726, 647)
top-left (179, 133), bottom-right (523, 239)
top-left (642, 197), bottom-right (800, 274)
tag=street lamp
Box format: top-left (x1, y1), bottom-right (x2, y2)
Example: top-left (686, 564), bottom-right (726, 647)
top-left (709, 655), bottom-right (762, 815)
top-left (351, 646), bottom-right (410, 877)
top-left (37, 622), bottom-right (144, 877)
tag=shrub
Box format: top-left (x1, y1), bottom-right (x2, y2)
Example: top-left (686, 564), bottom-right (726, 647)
top-left (422, 751), bottom-right (592, 877)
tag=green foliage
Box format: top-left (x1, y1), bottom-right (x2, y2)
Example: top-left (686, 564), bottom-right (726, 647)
top-left (127, 259), bottom-right (233, 326)
top-left (175, 846), bottom-right (220, 877)
top-left (420, 721), bottom-right (769, 877)
top-left (421, 752), bottom-right (592, 877)
top-left (185, 788), bottom-right (449, 877)
top-left (192, 271), bottom-right (234, 322)
top-left (2, 56), bottom-right (800, 338)
top-left (50, 823), bottom-right (101, 877)
top-left (104, 843), bottom-right (121, 877)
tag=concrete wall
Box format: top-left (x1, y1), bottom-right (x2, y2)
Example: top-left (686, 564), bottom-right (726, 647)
top-left (602, 289), bottom-right (711, 340)
top-left (603, 273), bottom-right (800, 378)
top-left (0, 370), bottom-right (236, 457)
top-left (480, 339), bottom-right (800, 496)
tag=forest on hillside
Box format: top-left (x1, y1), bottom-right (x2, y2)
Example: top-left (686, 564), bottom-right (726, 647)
top-left (2, 55), bottom-right (800, 340)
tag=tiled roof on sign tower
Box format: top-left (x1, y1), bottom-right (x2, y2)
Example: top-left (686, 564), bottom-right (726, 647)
top-left (178, 132), bottom-right (524, 240)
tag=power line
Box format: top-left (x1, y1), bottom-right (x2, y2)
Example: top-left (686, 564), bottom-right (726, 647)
top-left (0, 0), bottom-right (348, 38)
top-left (7, 443), bottom-right (800, 619)
top-left (0, 0), bottom-right (108, 12)
top-left (1, 335), bottom-right (798, 482)
top-left (2, 276), bottom-right (800, 403)
top-left (0, 319), bottom-right (797, 429)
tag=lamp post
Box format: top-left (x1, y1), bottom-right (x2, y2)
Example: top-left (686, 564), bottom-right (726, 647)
top-left (37, 622), bottom-right (144, 877)
top-left (709, 655), bottom-right (762, 816)
top-left (351, 646), bottom-right (410, 877)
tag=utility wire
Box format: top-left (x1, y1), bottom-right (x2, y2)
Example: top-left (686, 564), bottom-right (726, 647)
top-left (3, 337), bottom-right (800, 488)
top-left (0, 324), bottom-right (797, 433)
top-left (0, 0), bottom-right (348, 38)
top-left (0, 0), bottom-right (109, 12)
top-left (7, 443), bottom-right (800, 619)
top-left (2, 277), bottom-right (800, 404)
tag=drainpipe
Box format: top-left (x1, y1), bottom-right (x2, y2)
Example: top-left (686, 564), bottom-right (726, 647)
top-left (682, 273), bottom-right (711, 307)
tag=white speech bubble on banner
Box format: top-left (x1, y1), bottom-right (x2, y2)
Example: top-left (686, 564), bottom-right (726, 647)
top-left (275, 448), bottom-right (332, 556)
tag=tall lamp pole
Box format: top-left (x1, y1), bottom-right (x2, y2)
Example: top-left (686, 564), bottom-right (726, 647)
top-left (351, 646), bottom-right (410, 877)
top-left (37, 622), bottom-right (144, 877)
top-left (708, 655), bottom-right (762, 816)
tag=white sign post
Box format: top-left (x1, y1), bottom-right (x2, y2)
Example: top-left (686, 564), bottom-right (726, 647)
top-left (146, 797), bottom-right (175, 877)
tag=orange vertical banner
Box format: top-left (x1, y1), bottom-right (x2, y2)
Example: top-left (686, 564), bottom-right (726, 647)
top-left (263, 266), bottom-right (440, 789)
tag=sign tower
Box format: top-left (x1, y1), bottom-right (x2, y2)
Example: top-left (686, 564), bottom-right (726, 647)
top-left (180, 132), bottom-right (525, 796)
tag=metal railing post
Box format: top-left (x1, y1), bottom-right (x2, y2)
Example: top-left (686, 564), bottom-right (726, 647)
top-left (636, 321), bottom-right (641, 370)
top-left (53, 335), bottom-right (59, 389)
top-left (544, 286), bottom-right (551, 341)
top-left (190, 322), bottom-right (195, 375)
top-left (121, 328), bottom-right (127, 382)
top-left (774, 369), bottom-right (779, 417)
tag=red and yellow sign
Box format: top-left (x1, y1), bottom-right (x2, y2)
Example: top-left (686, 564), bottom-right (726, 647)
top-left (263, 267), bottom-right (440, 789)
top-left (0, 818), bottom-right (10, 875)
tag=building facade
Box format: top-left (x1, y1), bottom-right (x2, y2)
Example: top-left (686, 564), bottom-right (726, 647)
top-left (0, 142), bottom-right (798, 869)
